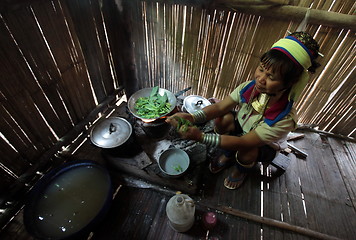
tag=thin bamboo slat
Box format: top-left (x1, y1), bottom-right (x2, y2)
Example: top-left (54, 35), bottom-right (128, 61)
top-left (0, 0), bottom-right (123, 197)
top-left (128, 0), bottom-right (355, 138)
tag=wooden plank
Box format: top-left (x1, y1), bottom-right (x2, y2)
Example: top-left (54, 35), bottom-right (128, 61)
top-left (90, 186), bottom-right (169, 239)
top-left (290, 133), bottom-right (331, 235)
top-left (0, 210), bottom-right (33, 240)
top-left (292, 132), bottom-right (356, 239)
top-left (328, 137), bottom-right (356, 209)
top-left (262, 163), bottom-right (289, 239)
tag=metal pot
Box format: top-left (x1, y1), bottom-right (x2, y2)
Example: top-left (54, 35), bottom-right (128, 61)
top-left (127, 87), bottom-right (177, 121)
top-left (90, 117), bottom-right (135, 157)
top-left (127, 87), bottom-right (192, 121)
top-left (182, 95), bottom-right (211, 114)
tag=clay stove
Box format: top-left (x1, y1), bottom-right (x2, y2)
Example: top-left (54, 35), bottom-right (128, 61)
top-left (136, 117), bottom-right (171, 139)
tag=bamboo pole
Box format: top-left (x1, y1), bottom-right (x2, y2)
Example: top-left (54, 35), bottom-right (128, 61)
top-left (218, 205), bottom-right (343, 240)
top-left (200, 202), bottom-right (344, 240)
top-left (139, 0), bottom-right (355, 31)
top-left (215, 3), bottom-right (356, 31)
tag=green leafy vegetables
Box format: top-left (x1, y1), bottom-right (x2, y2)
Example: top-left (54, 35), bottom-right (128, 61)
top-left (135, 86), bottom-right (172, 119)
top-left (173, 164), bottom-right (183, 172)
top-left (174, 116), bottom-right (193, 133)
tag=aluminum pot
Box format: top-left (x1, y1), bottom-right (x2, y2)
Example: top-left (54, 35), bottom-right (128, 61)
top-left (90, 117), bottom-right (132, 148)
top-left (182, 95), bottom-right (211, 114)
top-left (90, 117), bottom-right (137, 157)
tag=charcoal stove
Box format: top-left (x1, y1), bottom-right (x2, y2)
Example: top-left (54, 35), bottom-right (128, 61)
top-left (136, 117), bottom-right (171, 139)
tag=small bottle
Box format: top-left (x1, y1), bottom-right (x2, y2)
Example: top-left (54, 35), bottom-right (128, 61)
top-left (166, 193), bottom-right (195, 232)
top-left (202, 212), bottom-right (217, 230)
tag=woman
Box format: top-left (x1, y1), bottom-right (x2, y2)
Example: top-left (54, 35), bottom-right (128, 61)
top-left (166, 32), bottom-right (320, 190)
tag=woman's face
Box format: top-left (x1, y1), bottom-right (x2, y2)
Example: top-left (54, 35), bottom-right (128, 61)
top-left (254, 63), bottom-right (286, 96)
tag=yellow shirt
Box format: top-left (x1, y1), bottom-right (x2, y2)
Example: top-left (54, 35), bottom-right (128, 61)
top-left (229, 81), bottom-right (298, 150)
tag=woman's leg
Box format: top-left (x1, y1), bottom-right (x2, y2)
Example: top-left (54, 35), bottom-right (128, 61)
top-left (224, 145), bottom-right (276, 189)
top-left (209, 112), bottom-right (237, 173)
top-left (224, 147), bottom-right (258, 189)
top-left (214, 112), bottom-right (236, 135)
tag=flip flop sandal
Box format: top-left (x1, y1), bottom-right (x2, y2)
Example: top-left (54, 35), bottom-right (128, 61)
top-left (209, 157), bottom-right (233, 174)
top-left (223, 173), bottom-right (247, 190)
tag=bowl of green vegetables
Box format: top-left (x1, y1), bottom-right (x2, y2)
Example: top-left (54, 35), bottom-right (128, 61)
top-left (128, 86), bottom-right (177, 121)
top-left (158, 148), bottom-right (190, 177)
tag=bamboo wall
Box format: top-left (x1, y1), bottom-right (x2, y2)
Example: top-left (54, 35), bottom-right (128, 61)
top-left (126, 0), bottom-right (355, 137)
top-left (0, 0), bottom-right (127, 198)
top-left (0, 0), bottom-right (355, 227)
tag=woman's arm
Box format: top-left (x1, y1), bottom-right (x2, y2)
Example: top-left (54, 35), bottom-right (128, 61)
top-left (201, 96), bottom-right (237, 121)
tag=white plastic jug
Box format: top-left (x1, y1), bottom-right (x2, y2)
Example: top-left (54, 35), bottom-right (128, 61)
top-left (166, 193), bottom-right (195, 232)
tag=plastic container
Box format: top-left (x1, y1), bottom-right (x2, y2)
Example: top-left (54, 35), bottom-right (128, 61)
top-left (23, 160), bottom-right (113, 240)
top-left (166, 193), bottom-right (195, 232)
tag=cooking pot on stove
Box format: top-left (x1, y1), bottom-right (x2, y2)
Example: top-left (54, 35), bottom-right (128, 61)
top-left (128, 87), bottom-right (177, 122)
top-left (182, 95), bottom-right (211, 114)
top-left (90, 117), bottom-right (135, 157)
top-left (128, 87), bottom-right (192, 121)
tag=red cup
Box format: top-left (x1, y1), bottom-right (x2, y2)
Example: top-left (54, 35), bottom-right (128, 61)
top-left (202, 212), bottom-right (217, 230)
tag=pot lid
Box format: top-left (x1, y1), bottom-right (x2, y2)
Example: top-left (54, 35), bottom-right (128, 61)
top-left (90, 117), bottom-right (132, 148)
top-left (183, 95), bottom-right (211, 114)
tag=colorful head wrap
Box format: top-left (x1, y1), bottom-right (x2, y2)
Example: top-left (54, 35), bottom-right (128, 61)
top-left (271, 35), bottom-right (313, 101)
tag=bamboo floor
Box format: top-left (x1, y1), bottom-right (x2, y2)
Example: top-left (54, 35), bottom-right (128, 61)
top-left (1, 129), bottom-right (355, 240)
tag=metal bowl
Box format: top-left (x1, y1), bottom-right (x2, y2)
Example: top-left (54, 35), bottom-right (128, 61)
top-left (127, 87), bottom-right (177, 121)
top-left (158, 148), bottom-right (190, 177)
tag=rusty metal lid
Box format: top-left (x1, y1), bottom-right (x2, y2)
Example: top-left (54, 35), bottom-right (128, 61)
top-left (90, 117), bottom-right (132, 148)
top-left (183, 95), bottom-right (211, 114)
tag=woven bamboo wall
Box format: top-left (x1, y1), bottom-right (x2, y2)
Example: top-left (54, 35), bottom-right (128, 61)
top-left (0, 0), bottom-right (126, 195)
top-left (126, 0), bottom-right (355, 138)
top-left (0, 0), bottom-right (354, 219)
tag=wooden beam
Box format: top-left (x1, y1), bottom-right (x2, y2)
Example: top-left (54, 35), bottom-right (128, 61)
top-left (199, 202), bottom-right (344, 240)
top-left (131, 1), bottom-right (355, 31)
top-left (218, 205), bottom-right (343, 240)
top-left (214, 2), bottom-right (356, 31)
top-left (296, 124), bottom-right (356, 143)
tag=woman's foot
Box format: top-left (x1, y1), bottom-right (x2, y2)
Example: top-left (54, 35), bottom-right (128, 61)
top-left (223, 167), bottom-right (247, 190)
top-left (209, 154), bottom-right (233, 174)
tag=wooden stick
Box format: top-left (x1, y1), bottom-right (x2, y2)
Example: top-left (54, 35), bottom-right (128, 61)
top-left (130, 0), bottom-right (356, 30)
top-left (287, 143), bottom-right (308, 158)
top-left (296, 125), bottom-right (356, 143)
top-left (202, 204), bottom-right (343, 240)
top-left (215, 3), bottom-right (356, 31)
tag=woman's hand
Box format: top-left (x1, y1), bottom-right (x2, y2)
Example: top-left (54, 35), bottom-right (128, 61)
top-left (166, 113), bottom-right (203, 141)
top-left (177, 125), bottom-right (203, 141)
top-left (166, 112), bottom-right (194, 124)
